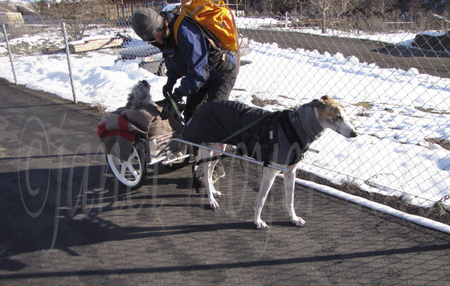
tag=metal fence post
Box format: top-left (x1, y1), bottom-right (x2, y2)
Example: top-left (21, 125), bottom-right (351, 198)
top-left (61, 22), bottom-right (77, 104)
top-left (2, 24), bottom-right (18, 85)
top-left (285, 12), bottom-right (288, 29)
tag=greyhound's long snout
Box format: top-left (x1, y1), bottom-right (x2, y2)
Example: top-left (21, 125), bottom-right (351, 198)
top-left (350, 130), bottom-right (358, 138)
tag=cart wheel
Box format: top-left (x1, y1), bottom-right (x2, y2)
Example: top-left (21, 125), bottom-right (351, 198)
top-left (106, 141), bottom-right (147, 189)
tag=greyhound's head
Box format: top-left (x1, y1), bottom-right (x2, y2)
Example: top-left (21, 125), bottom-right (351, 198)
top-left (309, 96), bottom-right (358, 138)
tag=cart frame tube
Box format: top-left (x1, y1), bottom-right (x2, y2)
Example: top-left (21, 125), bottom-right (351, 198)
top-left (170, 138), bottom-right (292, 173)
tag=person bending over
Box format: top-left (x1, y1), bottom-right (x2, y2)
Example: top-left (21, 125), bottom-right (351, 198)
top-left (132, 8), bottom-right (238, 122)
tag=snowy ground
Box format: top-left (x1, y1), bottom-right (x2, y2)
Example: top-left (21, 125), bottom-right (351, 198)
top-left (1, 18), bottom-right (450, 215)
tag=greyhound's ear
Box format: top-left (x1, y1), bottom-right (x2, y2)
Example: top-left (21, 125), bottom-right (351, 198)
top-left (309, 98), bottom-right (326, 108)
top-left (321, 95), bottom-right (331, 101)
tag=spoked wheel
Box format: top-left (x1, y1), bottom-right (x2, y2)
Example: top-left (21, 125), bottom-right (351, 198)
top-left (106, 140), bottom-right (147, 189)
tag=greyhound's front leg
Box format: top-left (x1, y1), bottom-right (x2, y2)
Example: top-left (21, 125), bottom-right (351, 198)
top-left (254, 167), bottom-right (279, 229)
top-left (284, 167), bottom-right (306, 227)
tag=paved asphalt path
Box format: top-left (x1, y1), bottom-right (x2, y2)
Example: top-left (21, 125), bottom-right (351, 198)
top-left (240, 29), bottom-right (450, 79)
top-left (0, 77), bottom-right (449, 285)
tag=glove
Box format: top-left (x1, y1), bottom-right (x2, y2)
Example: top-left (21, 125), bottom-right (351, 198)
top-left (160, 89), bottom-right (183, 120)
top-left (162, 78), bottom-right (177, 98)
top-left (160, 102), bottom-right (174, 120)
top-left (171, 88), bottom-right (183, 102)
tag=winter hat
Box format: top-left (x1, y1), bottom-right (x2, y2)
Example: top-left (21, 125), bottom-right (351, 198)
top-left (132, 9), bottom-right (164, 41)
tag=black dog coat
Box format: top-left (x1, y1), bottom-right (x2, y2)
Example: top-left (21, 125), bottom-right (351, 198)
top-left (182, 100), bottom-right (324, 166)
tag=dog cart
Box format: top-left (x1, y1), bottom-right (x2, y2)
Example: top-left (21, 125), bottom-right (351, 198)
top-left (104, 128), bottom-right (294, 190)
top-left (99, 98), bottom-right (312, 189)
top-left (98, 100), bottom-right (194, 189)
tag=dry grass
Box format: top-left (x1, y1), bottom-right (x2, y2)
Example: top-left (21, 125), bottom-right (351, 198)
top-left (355, 101), bottom-right (373, 117)
top-left (92, 101), bottom-right (107, 116)
top-left (415, 106), bottom-right (450, 115)
top-left (425, 138), bottom-right (450, 151)
top-left (251, 95), bottom-right (279, 107)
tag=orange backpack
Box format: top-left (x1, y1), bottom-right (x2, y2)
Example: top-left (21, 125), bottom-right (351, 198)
top-left (173, 0), bottom-right (239, 52)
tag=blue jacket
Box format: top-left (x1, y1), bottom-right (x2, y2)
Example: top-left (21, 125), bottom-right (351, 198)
top-left (161, 13), bottom-right (236, 97)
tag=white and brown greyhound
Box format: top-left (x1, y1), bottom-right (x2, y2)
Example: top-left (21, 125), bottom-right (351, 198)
top-left (182, 96), bottom-right (358, 229)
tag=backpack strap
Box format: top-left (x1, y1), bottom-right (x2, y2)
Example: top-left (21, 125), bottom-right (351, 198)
top-left (173, 12), bottom-right (185, 47)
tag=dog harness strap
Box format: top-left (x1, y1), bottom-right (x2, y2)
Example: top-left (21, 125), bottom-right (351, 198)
top-left (279, 110), bottom-right (303, 149)
top-left (279, 110), bottom-right (305, 164)
top-left (261, 113), bottom-right (281, 166)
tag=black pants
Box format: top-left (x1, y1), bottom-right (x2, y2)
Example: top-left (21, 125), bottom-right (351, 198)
top-left (184, 54), bottom-right (238, 122)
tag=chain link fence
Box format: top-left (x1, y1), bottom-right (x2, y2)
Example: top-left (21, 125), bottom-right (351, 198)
top-left (1, 10), bottom-right (450, 225)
